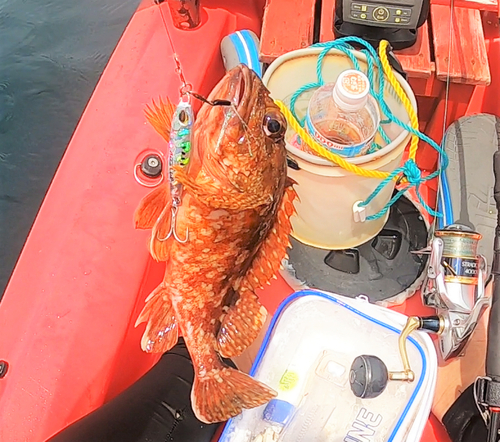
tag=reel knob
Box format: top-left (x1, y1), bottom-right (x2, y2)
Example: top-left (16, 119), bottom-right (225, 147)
top-left (349, 355), bottom-right (389, 399)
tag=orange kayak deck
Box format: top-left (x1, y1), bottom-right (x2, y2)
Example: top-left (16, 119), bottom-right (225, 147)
top-left (1, 0), bottom-right (498, 440)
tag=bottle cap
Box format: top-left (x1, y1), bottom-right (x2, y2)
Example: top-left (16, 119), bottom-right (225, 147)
top-left (262, 399), bottom-right (296, 426)
top-left (332, 70), bottom-right (370, 111)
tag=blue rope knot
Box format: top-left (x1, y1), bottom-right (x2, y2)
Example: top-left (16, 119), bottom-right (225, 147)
top-left (361, 158), bottom-right (442, 221)
top-left (402, 159), bottom-right (421, 184)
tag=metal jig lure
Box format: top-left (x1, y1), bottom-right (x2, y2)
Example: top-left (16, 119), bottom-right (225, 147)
top-left (153, 3), bottom-right (230, 244)
top-left (159, 97), bottom-right (194, 244)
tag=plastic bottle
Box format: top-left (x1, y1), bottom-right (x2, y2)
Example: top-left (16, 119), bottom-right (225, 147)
top-left (306, 69), bottom-right (381, 157)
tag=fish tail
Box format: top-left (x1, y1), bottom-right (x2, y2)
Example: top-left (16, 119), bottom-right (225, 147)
top-left (191, 366), bottom-right (276, 423)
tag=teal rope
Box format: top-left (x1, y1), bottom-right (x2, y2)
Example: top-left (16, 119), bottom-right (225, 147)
top-left (359, 159), bottom-right (441, 221)
top-left (289, 36), bottom-right (448, 221)
top-left (290, 40), bottom-right (391, 151)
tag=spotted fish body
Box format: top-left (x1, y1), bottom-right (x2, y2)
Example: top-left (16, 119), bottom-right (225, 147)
top-left (134, 64), bottom-right (297, 424)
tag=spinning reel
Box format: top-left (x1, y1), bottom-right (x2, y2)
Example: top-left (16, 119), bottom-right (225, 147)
top-left (349, 223), bottom-right (490, 399)
top-left (420, 224), bottom-right (490, 360)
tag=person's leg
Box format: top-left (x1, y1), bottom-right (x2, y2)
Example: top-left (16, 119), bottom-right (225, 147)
top-left (47, 339), bottom-right (220, 442)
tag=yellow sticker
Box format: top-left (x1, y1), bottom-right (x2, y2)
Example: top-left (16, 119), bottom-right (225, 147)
top-left (279, 370), bottom-right (299, 391)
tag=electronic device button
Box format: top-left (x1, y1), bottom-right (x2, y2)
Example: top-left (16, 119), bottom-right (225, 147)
top-left (373, 6), bottom-right (390, 21)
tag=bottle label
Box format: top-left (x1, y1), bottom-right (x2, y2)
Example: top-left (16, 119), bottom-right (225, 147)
top-left (305, 115), bottom-right (370, 157)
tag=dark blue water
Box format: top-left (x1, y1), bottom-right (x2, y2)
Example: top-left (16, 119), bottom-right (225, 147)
top-left (0, 0), bottom-right (140, 297)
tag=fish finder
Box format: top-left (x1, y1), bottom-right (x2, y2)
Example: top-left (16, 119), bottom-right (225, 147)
top-left (334, 0), bottom-right (430, 50)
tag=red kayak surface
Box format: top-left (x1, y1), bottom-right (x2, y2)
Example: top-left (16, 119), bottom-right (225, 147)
top-left (1, 0), bottom-right (491, 440)
top-left (0, 1), bottom-right (264, 440)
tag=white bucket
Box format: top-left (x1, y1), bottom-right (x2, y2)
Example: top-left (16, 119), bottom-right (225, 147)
top-left (263, 48), bottom-right (417, 250)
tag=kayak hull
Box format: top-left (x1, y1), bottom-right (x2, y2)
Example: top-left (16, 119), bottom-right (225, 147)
top-left (0, 1), bottom-right (263, 440)
top-left (2, 0), bottom-right (496, 441)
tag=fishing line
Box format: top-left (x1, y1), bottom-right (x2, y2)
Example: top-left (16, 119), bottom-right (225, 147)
top-left (154, 0), bottom-right (192, 96)
top-left (155, 2), bottom-right (234, 106)
top-left (432, 0), bottom-right (455, 233)
top-left (230, 103), bottom-right (257, 158)
top-left (214, 108), bottom-right (233, 154)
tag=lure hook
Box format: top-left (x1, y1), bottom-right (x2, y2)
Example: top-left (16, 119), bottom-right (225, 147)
top-left (157, 204), bottom-right (189, 243)
top-left (186, 91), bottom-right (232, 107)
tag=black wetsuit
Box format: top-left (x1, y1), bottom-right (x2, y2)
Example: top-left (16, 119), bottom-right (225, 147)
top-left (46, 340), bottom-right (221, 442)
top-left (48, 341), bottom-right (488, 442)
top-left (442, 383), bottom-right (488, 442)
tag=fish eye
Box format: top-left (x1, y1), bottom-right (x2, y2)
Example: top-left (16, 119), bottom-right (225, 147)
top-left (179, 109), bottom-right (189, 125)
top-left (263, 113), bottom-right (286, 140)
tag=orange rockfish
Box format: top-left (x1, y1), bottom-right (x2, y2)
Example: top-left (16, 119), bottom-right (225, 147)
top-left (134, 64), bottom-right (297, 424)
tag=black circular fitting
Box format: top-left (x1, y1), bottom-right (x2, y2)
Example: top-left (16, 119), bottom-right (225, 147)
top-left (140, 154), bottom-right (163, 179)
top-left (349, 355), bottom-right (389, 399)
top-left (0, 361), bottom-right (9, 379)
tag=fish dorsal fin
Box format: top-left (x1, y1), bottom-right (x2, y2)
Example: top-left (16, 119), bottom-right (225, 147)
top-left (242, 183), bottom-right (297, 291)
top-left (134, 184), bottom-right (170, 230)
top-left (135, 96), bottom-right (177, 259)
top-left (144, 97), bottom-right (176, 143)
top-left (135, 283), bottom-right (179, 353)
top-left (216, 183), bottom-right (297, 358)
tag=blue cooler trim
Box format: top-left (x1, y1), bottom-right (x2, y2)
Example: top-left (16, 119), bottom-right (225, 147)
top-left (219, 290), bottom-right (428, 442)
top-left (438, 164), bottom-right (453, 228)
top-left (228, 30), bottom-right (262, 78)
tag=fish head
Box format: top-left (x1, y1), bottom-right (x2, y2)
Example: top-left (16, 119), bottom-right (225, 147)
top-left (192, 64), bottom-right (288, 201)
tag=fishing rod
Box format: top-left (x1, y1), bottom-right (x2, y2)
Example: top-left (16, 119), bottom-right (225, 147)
top-left (475, 149), bottom-right (500, 442)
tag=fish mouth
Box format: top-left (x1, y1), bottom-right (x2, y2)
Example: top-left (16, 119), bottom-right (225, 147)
top-left (195, 65), bottom-right (259, 188)
top-left (230, 65), bottom-right (249, 110)
top-left (210, 64), bottom-right (254, 118)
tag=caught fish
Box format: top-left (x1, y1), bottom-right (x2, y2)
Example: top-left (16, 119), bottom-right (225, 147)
top-left (134, 64), bottom-right (297, 424)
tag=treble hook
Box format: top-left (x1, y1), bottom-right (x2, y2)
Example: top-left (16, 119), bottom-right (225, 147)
top-left (157, 204), bottom-right (189, 243)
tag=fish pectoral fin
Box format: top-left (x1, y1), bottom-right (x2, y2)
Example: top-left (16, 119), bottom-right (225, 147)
top-left (134, 184), bottom-right (170, 230)
top-left (192, 366), bottom-right (276, 423)
top-left (135, 283), bottom-right (178, 353)
top-left (144, 96), bottom-right (176, 143)
top-left (217, 288), bottom-right (267, 358)
top-left (243, 184), bottom-right (298, 290)
top-left (173, 165), bottom-right (270, 210)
